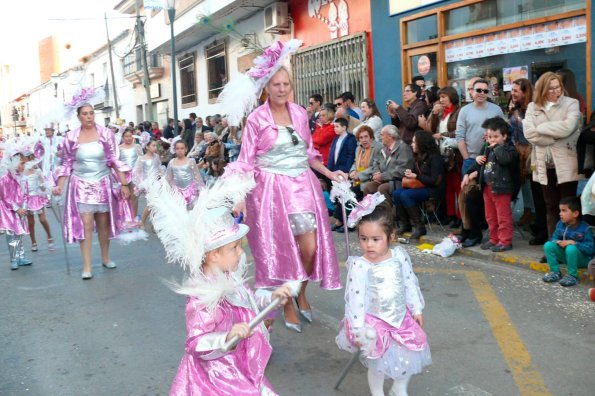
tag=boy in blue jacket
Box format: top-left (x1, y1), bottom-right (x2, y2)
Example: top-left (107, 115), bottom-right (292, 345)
top-left (543, 196), bottom-right (594, 287)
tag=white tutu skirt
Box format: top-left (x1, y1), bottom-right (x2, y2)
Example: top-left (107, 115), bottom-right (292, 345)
top-left (336, 312), bottom-right (432, 380)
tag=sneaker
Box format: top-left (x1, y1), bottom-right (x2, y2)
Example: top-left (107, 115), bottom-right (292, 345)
top-left (543, 271), bottom-right (562, 282)
top-left (559, 274), bottom-right (578, 287)
top-left (481, 241), bottom-right (496, 250)
top-left (10, 261), bottom-right (18, 270)
top-left (491, 244), bottom-right (512, 252)
top-left (17, 258), bottom-right (33, 266)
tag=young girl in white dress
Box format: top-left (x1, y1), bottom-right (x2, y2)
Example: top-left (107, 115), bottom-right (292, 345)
top-left (22, 157), bottom-right (54, 251)
top-left (336, 193), bottom-right (431, 396)
top-left (133, 137), bottom-right (162, 230)
top-left (166, 139), bottom-right (204, 209)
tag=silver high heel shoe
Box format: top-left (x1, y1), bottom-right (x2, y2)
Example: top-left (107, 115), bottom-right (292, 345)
top-left (284, 319), bottom-right (302, 333)
top-left (295, 298), bottom-right (313, 323)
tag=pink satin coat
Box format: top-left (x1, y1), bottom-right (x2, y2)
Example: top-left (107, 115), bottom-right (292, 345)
top-left (169, 294), bottom-right (275, 396)
top-left (226, 101), bottom-right (341, 290)
top-left (0, 172), bottom-right (29, 235)
top-left (54, 124), bottom-right (130, 243)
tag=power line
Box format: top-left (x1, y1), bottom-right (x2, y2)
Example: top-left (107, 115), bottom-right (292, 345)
top-left (46, 16), bottom-right (140, 21)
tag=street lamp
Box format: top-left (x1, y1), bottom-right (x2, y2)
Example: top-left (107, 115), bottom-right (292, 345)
top-left (166, 0), bottom-right (179, 136)
top-left (11, 106), bottom-right (18, 137)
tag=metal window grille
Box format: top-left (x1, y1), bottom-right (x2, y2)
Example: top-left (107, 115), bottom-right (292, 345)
top-left (292, 33), bottom-right (368, 107)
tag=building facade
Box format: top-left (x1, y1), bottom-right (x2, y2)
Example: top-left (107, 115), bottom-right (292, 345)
top-left (371, 0), bottom-right (592, 119)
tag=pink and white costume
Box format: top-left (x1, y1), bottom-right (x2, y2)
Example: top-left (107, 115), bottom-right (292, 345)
top-left (54, 124), bottom-right (130, 243)
top-left (170, 274), bottom-right (278, 396)
top-left (166, 158), bottom-right (203, 208)
top-left (336, 247), bottom-right (431, 380)
top-left (22, 168), bottom-right (49, 214)
top-left (226, 100), bottom-right (341, 290)
top-left (133, 153), bottom-right (162, 196)
top-left (0, 171), bottom-right (28, 235)
top-left (119, 144), bottom-right (143, 181)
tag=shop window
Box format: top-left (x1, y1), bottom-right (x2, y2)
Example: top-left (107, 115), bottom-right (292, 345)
top-left (406, 14), bottom-right (438, 44)
top-left (446, 42), bottom-right (586, 110)
top-left (292, 33), bottom-right (369, 109)
top-left (445, 0), bottom-right (584, 36)
top-left (206, 41), bottom-right (227, 101)
top-left (179, 53), bottom-right (196, 106)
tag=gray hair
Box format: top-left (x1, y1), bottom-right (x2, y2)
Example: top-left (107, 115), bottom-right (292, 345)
top-left (381, 125), bottom-right (400, 140)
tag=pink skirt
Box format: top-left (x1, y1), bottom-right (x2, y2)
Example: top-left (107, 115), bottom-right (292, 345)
top-left (27, 195), bottom-right (49, 213)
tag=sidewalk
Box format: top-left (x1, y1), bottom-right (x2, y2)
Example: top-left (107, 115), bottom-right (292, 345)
top-left (414, 226), bottom-right (595, 284)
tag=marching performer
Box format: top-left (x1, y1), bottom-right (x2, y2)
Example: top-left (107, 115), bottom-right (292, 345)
top-left (21, 147), bottom-right (55, 252)
top-left (0, 138), bottom-right (37, 269)
top-left (145, 172), bottom-right (295, 396)
top-left (219, 40), bottom-right (344, 332)
top-left (336, 193), bottom-right (431, 396)
top-left (119, 128), bottom-right (143, 219)
top-left (165, 138), bottom-right (204, 209)
top-left (41, 123), bottom-right (63, 184)
top-left (133, 136), bottom-right (162, 230)
top-left (52, 87), bottom-right (131, 280)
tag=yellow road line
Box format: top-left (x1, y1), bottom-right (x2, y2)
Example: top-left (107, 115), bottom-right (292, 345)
top-left (465, 271), bottom-right (551, 396)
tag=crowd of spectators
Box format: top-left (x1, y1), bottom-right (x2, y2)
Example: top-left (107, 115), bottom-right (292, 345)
top-left (305, 72), bottom-right (593, 286)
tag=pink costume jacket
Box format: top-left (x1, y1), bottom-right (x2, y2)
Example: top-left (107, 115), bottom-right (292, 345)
top-left (54, 124), bottom-right (130, 243)
top-left (170, 286), bottom-right (276, 396)
top-left (0, 172), bottom-right (28, 235)
top-left (225, 100), bottom-right (341, 290)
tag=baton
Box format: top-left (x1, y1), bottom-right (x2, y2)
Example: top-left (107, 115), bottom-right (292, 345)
top-left (222, 297), bottom-right (283, 352)
top-left (50, 178), bottom-right (71, 275)
top-left (341, 200), bottom-right (350, 259)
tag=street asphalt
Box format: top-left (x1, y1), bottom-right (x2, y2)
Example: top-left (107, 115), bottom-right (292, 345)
top-left (1, 211), bottom-right (594, 396)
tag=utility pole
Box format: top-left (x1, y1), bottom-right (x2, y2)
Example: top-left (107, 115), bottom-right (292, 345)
top-left (104, 13), bottom-right (120, 118)
top-left (136, 0), bottom-right (154, 121)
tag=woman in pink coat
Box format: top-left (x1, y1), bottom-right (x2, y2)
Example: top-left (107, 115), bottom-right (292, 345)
top-left (223, 40), bottom-right (345, 332)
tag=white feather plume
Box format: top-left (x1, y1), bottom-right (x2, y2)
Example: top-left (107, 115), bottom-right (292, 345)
top-left (216, 73), bottom-right (259, 127)
top-left (145, 171), bottom-right (255, 276)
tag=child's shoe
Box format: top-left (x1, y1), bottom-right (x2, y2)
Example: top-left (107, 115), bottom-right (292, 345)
top-left (17, 257), bottom-right (33, 266)
top-left (543, 271), bottom-right (562, 282)
top-left (10, 261), bottom-right (18, 270)
top-left (559, 274), bottom-right (578, 287)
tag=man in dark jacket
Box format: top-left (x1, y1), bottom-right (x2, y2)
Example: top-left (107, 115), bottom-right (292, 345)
top-left (387, 84), bottom-right (428, 145)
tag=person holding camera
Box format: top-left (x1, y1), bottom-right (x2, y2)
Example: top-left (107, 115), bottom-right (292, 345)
top-left (387, 84), bottom-right (428, 145)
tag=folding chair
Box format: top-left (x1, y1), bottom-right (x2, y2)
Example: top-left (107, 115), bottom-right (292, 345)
top-left (419, 198), bottom-right (444, 232)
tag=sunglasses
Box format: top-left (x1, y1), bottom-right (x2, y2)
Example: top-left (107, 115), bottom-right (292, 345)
top-left (286, 126), bottom-right (299, 146)
top-left (475, 88), bottom-right (489, 94)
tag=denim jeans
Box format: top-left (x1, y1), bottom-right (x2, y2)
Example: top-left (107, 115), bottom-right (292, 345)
top-left (393, 187), bottom-right (430, 208)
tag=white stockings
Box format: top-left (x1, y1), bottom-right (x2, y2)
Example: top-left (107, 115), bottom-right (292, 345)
top-left (367, 369), bottom-right (411, 396)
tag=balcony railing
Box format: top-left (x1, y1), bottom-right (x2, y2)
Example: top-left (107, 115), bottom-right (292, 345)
top-left (123, 51), bottom-right (164, 85)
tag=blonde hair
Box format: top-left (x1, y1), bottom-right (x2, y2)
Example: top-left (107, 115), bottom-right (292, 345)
top-left (265, 65), bottom-right (295, 92)
top-left (533, 72), bottom-right (566, 107)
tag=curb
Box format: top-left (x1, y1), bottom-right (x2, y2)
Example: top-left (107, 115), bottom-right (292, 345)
top-left (417, 235), bottom-right (595, 284)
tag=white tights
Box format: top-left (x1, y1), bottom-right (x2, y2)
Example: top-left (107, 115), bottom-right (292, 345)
top-left (367, 369), bottom-right (411, 396)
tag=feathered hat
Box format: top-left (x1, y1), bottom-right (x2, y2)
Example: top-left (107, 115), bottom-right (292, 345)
top-left (145, 170), bottom-right (255, 276)
top-left (62, 87), bottom-right (105, 121)
top-left (217, 39), bottom-right (302, 126)
top-left (0, 136), bottom-right (45, 173)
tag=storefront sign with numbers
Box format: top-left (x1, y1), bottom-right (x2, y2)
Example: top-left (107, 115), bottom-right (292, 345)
top-left (445, 16), bottom-right (587, 63)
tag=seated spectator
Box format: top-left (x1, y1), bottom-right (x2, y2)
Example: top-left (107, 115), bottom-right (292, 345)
top-left (387, 84), bottom-right (428, 145)
top-left (349, 125), bottom-right (383, 199)
top-left (462, 118), bottom-right (519, 251)
top-left (363, 125), bottom-right (415, 206)
top-left (205, 157), bottom-right (225, 187)
top-left (312, 103), bottom-right (337, 166)
top-left (418, 86), bottom-right (463, 229)
top-left (327, 117), bottom-right (357, 232)
top-left (224, 125), bottom-right (242, 163)
top-left (188, 132), bottom-right (205, 162)
top-left (543, 196), bottom-right (594, 287)
top-left (339, 91), bottom-right (363, 120)
top-left (351, 99), bottom-right (384, 142)
top-left (393, 130), bottom-right (445, 239)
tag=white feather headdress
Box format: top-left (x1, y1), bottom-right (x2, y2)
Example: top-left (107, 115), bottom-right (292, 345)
top-left (217, 39), bottom-right (302, 126)
top-left (145, 171), bottom-right (255, 276)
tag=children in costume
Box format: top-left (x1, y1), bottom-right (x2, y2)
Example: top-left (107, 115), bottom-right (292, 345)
top-left (166, 138), bottom-right (204, 209)
top-left (0, 138), bottom-right (38, 269)
top-left (145, 171), bottom-right (298, 396)
top-left (21, 151), bottom-right (55, 251)
top-left (119, 128), bottom-right (144, 219)
top-left (336, 193), bottom-right (431, 396)
top-left (133, 136), bottom-right (162, 230)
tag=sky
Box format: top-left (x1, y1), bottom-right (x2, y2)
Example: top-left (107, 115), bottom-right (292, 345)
top-left (0, 0), bottom-right (135, 96)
